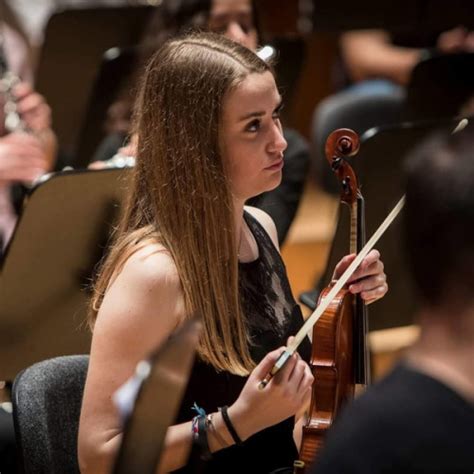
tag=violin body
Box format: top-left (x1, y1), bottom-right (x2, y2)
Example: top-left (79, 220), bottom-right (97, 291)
top-left (295, 287), bottom-right (354, 472)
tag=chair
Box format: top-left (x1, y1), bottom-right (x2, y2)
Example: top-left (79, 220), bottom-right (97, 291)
top-left (12, 355), bottom-right (89, 474)
top-left (11, 320), bottom-right (200, 474)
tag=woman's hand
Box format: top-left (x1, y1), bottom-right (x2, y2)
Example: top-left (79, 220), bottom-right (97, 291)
top-left (333, 249), bottom-right (388, 304)
top-left (228, 345), bottom-right (313, 441)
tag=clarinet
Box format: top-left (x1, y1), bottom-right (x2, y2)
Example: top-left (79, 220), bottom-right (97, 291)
top-left (0, 41), bottom-right (26, 134)
top-left (0, 39), bottom-right (25, 248)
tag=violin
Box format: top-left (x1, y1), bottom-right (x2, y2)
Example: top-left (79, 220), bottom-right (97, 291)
top-left (294, 129), bottom-right (371, 472)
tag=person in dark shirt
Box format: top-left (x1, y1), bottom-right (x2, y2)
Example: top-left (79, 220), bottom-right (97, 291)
top-left (310, 127), bottom-right (474, 474)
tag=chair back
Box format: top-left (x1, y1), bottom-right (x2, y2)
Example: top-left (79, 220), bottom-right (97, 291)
top-left (12, 355), bottom-right (89, 474)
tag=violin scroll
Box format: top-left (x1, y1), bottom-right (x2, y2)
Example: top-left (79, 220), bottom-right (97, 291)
top-left (325, 129), bottom-right (360, 205)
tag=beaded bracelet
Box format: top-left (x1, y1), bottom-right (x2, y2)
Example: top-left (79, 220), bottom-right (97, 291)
top-left (191, 403), bottom-right (212, 460)
top-left (218, 405), bottom-right (243, 445)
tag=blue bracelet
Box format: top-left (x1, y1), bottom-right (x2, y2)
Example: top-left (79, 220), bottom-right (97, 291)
top-left (191, 402), bottom-right (212, 460)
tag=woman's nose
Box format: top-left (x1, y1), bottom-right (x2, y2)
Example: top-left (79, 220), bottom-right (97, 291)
top-left (268, 124), bottom-right (287, 154)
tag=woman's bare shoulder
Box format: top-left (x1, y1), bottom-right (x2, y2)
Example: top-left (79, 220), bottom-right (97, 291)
top-left (244, 205), bottom-right (280, 251)
top-left (122, 242), bottom-right (181, 291)
top-left (95, 241), bottom-right (185, 342)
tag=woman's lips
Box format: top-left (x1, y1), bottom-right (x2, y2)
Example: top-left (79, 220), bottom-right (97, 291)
top-left (265, 159), bottom-right (284, 170)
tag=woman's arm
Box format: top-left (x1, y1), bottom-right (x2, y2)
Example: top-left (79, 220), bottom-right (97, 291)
top-left (78, 243), bottom-right (188, 473)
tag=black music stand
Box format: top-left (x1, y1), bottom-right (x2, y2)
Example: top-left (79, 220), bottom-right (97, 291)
top-left (74, 46), bottom-right (138, 168)
top-left (405, 53), bottom-right (474, 121)
top-left (113, 319), bottom-right (201, 474)
top-left (0, 168), bottom-right (130, 381)
top-left (300, 116), bottom-right (473, 330)
top-left (35, 6), bottom-right (153, 159)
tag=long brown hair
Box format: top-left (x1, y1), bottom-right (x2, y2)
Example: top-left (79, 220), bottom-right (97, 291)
top-left (91, 33), bottom-right (271, 375)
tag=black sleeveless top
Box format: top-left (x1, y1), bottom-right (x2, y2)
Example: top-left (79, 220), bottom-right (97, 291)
top-left (174, 212), bottom-right (311, 473)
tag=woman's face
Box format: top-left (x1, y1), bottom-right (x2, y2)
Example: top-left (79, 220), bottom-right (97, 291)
top-left (220, 71), bottom-right (287, 202)
top-left (208, 0), bottom-right (258, 51)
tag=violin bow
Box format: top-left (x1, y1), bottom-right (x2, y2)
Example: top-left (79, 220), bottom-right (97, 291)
top-left (258, 117), bottom-right (469, 390)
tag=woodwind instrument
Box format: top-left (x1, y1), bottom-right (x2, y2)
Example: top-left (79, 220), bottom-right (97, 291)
top-left (0, 39), bottom-right (26, 134)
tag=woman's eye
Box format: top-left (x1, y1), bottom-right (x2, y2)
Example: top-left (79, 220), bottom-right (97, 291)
top-left (273, 103), bottom-right (284, 120)
top-left (246, 119), bottom-right (261, 132)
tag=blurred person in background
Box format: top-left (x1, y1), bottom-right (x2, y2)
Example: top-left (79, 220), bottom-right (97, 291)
top-left (0, 5), bottom-right (57, 251)
top-left (339, 26), bottom-right (474, 93)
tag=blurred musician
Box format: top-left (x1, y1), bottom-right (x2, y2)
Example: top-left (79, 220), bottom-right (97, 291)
top-left (0, 19), bottom-right (56, 250)
top-left (340, 27), bottom-right (474, 90)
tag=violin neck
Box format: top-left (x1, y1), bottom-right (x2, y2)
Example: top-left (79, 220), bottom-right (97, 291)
top-left (350, 194), bottom-right (366, 253)
top-left (350, 196), bottom-right (371, 386)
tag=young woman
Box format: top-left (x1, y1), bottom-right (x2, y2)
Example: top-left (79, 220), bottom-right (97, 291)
top-left (78, 33), bottom-right (387, 473)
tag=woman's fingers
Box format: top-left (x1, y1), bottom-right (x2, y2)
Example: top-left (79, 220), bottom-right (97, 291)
top-left (360, 282), bottom-right (389, 304)
top-left (349, 273), bottom-right (388, 302)
top-left (332, 249), bottom-right (387, 303)
top-left (296, 363), bottom-right (314, 396)
top-left (332, 253), bottom-right (356, 280)
top-left (349, 273), bottom-right (386, 293)
top-left (287, 354), bottom-right (305, 386)
top-left (252, 346), bottom-right (287, 380)
top-left (348, 259), bottom-right (384, 284)
top-left (274, 352), bottom-right (298, 385)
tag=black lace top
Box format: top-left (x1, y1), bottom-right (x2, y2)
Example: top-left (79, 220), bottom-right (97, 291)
top-left (174, 211), bottom-right (311, 473)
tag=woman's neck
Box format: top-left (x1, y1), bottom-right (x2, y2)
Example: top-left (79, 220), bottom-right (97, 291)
top-left (232, 198), bottom-right (258, 262)
top-left (233, 199), bottom-right (245, 251)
